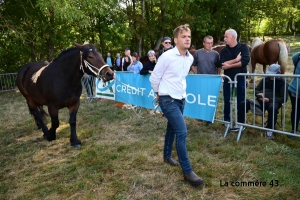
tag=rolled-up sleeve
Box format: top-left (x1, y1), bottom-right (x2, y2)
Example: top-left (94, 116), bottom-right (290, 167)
top-left (150, 56), bottom-right (166, 92)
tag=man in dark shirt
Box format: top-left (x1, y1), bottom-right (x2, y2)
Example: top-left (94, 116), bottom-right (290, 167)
top-left (219, 29), bottom-right (250, 124)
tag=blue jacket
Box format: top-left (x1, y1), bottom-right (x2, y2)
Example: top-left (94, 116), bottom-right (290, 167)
top-left (219, 42), bottom-right (250, 81)
top-left (288, 52), bottom-right (300, 96)
top-left (127, 61), bottom-right (143, 73)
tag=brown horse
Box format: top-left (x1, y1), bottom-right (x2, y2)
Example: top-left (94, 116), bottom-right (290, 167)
top-left (17, 43), bottom-right (114, 147)
top-left (250, 37), bottom-right (288, 74)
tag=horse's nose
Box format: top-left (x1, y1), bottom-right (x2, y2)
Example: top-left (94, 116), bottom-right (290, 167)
top-left (106, 71), bottom-right (114, 80)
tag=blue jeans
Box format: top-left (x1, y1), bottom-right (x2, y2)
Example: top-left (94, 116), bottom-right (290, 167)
top-left (223, 78), bottom-right (246, 121)
top-left (158, 95), bottom-right (193, 174)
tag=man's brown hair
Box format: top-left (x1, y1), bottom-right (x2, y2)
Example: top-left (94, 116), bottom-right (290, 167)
top-left (173, 24), bottom-right (191, 38)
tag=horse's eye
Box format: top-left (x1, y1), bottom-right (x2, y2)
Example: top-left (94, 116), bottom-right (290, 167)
top-left (88, 56), bottom-right (93, 59)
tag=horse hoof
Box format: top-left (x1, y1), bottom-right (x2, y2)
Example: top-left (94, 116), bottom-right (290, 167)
top-left (71, 143), bottom-right (81, 148)
top-left (47, 135), bottom-right (56, 142)
top-left (70, 139), bottom-right (82, 147)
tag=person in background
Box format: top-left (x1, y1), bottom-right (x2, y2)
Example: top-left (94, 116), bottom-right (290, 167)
top-left (288, 52), bottom-right (300, 137)
top-left (157, 36), bottom-right (173, 59)
top-left (150, 24), bottom-right (204, 187)
top-left (219, 29), bottom-right (250, 126)
top-left (191, 35), bottom-right (221, 125)
top-left (191, 35), bottom-right (221, 75)
top-left (122, 55), bottom-right (131, 72)
top-left (122, 47), bottom-right (132, 70)
top-left (140, 50), bottom-right (156, 75)
top-left (127, 52), bottom-right (143, 73)
top-left (105, 52), bottom-right (114, 70)
top-left (115, 53), bottom-right (122, 71)
top-left (237, 64), bottom-right (288, 139)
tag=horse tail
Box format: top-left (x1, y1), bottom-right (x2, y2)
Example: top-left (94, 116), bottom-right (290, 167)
top-left (278, 42), bottom-right (288, 74)
top-left (28, 104), bottom-right (48, 129)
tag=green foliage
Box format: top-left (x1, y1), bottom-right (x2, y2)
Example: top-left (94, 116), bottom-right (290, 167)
top-left (0, 0), bottom-right (300, 73)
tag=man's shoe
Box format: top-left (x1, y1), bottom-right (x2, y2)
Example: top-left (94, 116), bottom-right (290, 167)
top-left (164, 158), bottom-right (179, 166)
top-left (231, 125), bottom-right (245, 132)
top-left (266, 131), bottom-right (274, 139)
top-left (183, 172), bottom-right (204, 186)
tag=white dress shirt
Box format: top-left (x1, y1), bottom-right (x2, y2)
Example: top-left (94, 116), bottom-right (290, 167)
top-left (149, 46), bottom-right (193, 100)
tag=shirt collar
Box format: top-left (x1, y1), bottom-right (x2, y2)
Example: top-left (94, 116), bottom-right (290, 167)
top-left (174, 46), bottom-right (190, 57)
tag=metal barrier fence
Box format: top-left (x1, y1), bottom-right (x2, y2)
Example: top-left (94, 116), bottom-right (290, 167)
top-left (2, 72), bottom-right (299, 142)
top-left (0, 73), bottom-right (17, 92)
top-left (227, 73), bottom-right (300, 141)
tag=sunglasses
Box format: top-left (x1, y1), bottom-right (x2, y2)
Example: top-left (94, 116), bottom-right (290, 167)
top-left (164, 42), bottom-right (171, 44)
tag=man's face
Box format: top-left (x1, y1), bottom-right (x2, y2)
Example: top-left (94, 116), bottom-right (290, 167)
top-left (203, 38), bottom-right (213, 51)
top-left (174, 30), bottom-right (191, 50)
top-left (124, 50), bottom-right (130, 56)
top-left (107, 53), bottom-right (111, 57)
top-left (116, 53), bottom-right (120, 57)
top-left (162, 39), bottom-right (172, 50)
top-left (224, 31), bottom-right (234, 46)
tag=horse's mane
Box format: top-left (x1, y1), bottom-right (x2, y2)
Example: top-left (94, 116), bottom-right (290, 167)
top-left (251, 37), bottom-right (263, 49)
top-left (52, 47), bottom-right (78, 62)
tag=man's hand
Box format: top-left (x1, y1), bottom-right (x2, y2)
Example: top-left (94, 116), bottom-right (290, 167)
top-left (155, 93), bottom-right (159, 102)
top-left (235, 52), bottom-right (241, 62)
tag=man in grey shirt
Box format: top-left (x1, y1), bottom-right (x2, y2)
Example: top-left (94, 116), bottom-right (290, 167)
top-left (191, 35), bottom-right (221, 74)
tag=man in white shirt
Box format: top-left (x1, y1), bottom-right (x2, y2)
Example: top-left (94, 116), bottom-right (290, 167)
top-left (150, 24), bottom-right (204, 187)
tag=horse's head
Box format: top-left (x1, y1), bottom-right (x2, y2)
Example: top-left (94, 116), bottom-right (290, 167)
top-left (74, 42), bottom-right (114, 82)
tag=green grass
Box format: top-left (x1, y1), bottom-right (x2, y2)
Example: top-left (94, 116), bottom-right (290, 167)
top-left (1, 90), bottom-right (300, 200)
top-left (1, 35), bottom-right (300, 199)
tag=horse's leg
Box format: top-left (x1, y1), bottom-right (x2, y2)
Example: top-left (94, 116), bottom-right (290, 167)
top-left (68, 102), bottom-right (81, 147)
top-left (249, 60), bottom-right (256, 83)
top-left (263, 65), bottom-right (266, 74)
top-left (47, 106), bottom-right (59, 141)
top-left (27, 101), bottom-right (48, 138)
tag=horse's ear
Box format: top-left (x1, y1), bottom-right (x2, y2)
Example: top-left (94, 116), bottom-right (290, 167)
top-left (74, 42), bottom-right (82, 48)
top-left (93, 43), bottom-right (97, 47)
top-left (74, 42), bottom-right (83, 51)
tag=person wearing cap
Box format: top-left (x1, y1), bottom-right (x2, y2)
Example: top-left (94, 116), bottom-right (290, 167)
top-left (140, 50), bottom-right (157, 75)
top-left (288, 52), bottom-right (300, 137)
top-left (157, 36), bottom-right (173, 59)
top-left (236, 63), bottom-right (288, 139)
top-left (127, 52), bottom-right (143, 73)
top-left (121, 47), bottom-right (132, 71)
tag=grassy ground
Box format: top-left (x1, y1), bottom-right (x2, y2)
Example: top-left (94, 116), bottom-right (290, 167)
top-left (1, 36), bottom-right (300, 200)
top-left (1, 89), bottom-right (300, 200)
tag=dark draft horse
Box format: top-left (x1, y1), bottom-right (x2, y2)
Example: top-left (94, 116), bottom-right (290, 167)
top-left (17, 43), bottom-right (114, 147)
top-left (251, 37), bottom-right (288, 74)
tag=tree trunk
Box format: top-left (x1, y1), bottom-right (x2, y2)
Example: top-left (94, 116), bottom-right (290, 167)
top-left (47, 7), bottom-right (55, 61)
top-left (154, 0), bottom-right (167, 50)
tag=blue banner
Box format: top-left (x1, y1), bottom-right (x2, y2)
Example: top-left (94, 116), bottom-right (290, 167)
top-left (115, 73), bottom-right (156, 109)
top-left (95, 72), bottom-right (222, 122)
top-left (185, 75), bottom-right (222, 122)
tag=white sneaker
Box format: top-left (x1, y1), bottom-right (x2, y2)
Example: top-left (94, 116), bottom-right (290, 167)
top-left (149, 110), bottom-right (155, 115)
top-left (231, 125), bottom-right (245, 132)
top-left (266, 131), bottom-right (274, 139)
